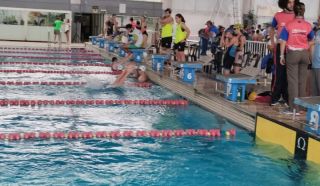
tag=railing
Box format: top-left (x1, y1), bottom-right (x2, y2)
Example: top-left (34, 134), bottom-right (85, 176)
top-left (244, 40), bottom-right (270, 58)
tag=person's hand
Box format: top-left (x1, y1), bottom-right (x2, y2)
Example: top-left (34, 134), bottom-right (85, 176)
top-left (280, 55), bottom-right (286, 65)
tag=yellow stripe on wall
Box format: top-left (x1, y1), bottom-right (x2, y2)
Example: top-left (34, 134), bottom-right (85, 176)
top-left (256, 116), bottom-right (296, 154)
top-left (307, 138), bottom-right (320, 164)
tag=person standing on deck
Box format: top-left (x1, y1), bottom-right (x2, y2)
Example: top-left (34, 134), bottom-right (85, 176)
top-left (160, 8), bottom-right (174, 54)
top-left (174, 13), bottom-right (190, 62)
top-left (270, 0), bottom-right (299, 106)
top-left (279, 2), bottom-right (315, 114)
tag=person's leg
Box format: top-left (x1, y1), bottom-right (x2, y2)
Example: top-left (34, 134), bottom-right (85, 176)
top-left (298, 50), bottom-right (309, 98)
top-left (271, 44), bottom-right (284, 105)
top-left (201, 38), bottom-right (208, 55)
top-left (286, 50), bottom-right (300, 111)
top-left (315, 69), bottom-right (320, 96)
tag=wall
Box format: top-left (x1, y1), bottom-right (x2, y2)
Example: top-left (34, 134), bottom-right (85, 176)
top-left (162, 0), bottom-right (244, 39)
top-left (0, 0), bottom-right (70, 11)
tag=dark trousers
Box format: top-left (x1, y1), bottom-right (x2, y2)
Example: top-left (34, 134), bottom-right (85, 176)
top-left (271, 44), bottom-right (288, 103)
top-left (200, 37), bottom-right (208, 55)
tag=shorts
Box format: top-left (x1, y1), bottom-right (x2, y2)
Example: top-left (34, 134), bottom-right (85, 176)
top-left (161, 37), bottom-right (172, 49)
top-left (54, 30), bottom-right (61, 35)
top-left (174, 42), bottom-right (186, 52)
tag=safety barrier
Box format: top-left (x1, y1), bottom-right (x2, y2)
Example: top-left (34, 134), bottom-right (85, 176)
top-left (0, 55), bottom-right (103, 61)
top-left (0, 99), bottom-right (188, 106)
top-left (0, 129), bottom-right (237, 141)
top-left (0, 47), bottom-right (93, 52)
top-left (0, 81), bottom-right (152, 88)
top-left (0, 61), bottom-right (111, 67)
top-left (0, 51), bottom-right (101, 56)
top-left (244, 41), bottom-right (270, 58)
top-left (0, 69), bottom-right (121, 75)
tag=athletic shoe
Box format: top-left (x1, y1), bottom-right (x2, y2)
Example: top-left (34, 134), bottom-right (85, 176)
top-left (270, 101), bottom-right (280, 106)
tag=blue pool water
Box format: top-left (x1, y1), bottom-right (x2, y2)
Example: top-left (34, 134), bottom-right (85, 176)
top-left (0, 52), bottom-right (320, 185)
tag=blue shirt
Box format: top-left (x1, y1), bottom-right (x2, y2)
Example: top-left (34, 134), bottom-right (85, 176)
top-left (210, 26), bottom-right (219, 36)
top-left (313, 30), bottom-right (320, 68)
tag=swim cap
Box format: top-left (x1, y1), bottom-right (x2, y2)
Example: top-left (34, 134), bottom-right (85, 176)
top-left (138, 65), bottom-right (146, 72)
top-left (117, 64), bottom-right (124, 71)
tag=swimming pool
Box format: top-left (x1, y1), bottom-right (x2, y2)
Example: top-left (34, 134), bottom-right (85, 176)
top-left (0, 49), bottom-right (320, 185)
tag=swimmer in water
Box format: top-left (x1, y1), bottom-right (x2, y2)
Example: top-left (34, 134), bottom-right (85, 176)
top-left (112, 62), bottom-right (148, 86)
top-left (111, 53), bottom-right (133, 71)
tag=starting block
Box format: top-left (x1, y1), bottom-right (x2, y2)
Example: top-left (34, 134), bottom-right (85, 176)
top-left (178, 63), bottom-right (202, 84)
top-left (119, 47), bottom-right (127, 57)
top-left (108, 41), bottom-right (118, 52)
top-left (151, 55), bottom-right (169, 72)
top-left (98, 38), bottom-right (105, 48)
top-left (89, 36), bottom-right (100, 45)
top-left (294, 97), bottom-right (320, 135)
top-left (216, 74), bottom-right (256, 102)
top-left (129, 49), bottom-right (145, 63)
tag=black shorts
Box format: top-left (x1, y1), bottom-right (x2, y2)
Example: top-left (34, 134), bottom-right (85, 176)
top-left (161, 37), bottom-right (172, 49)
top-left (174, 42), bottom-right (186, 52)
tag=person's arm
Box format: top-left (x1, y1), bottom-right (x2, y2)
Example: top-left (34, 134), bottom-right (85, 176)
top-left (308, 30), bottom-right (316, 63)
top-left (220, 32), bottom-right (225, 47)
top-left (181, 23), bottom-right (190, 41)
top-left (160, 16), bottom-right (173, 25)
top-left (279, 27), bottom-right (289, 65)
top-left (270, 17), bottom-right (278, 50)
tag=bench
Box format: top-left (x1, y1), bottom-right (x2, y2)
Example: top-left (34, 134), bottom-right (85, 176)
top-left (216, 74), bottom-right (257, 102)
top-left (294, 97), bottom-right (320, 135)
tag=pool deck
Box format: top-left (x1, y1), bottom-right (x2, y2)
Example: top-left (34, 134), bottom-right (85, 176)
top-left (85, 42), bottom-right (309, 133)
top-left (0, 41), bottom-right (308, 133)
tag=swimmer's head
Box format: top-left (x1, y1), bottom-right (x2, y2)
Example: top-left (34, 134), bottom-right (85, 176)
top-left (138, 65), bottom-right (146, 72)
top-left (112, 57), bottom-right (118, 63)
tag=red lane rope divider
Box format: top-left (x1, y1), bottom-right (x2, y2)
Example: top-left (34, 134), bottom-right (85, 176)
top-left (0, 69), bottom-right (121, 75)
top-left (0, 51), bottom-right (101, 56)
top-left (0, 129), bottom-right (237, 141)
top-left (0, 61), bottom-right (111, 67)
top-left (0, 55), bottom-right (103, 61)
top-left (0, 47), bottom-right (93, 52)
top-left (0, 81), bottom-right (152, 88)
top-left (0, 99), bottom-right (188, 107)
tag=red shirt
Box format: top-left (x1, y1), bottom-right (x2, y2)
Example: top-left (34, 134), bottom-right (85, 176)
top-left (272, 11), bottom-right (295, 38)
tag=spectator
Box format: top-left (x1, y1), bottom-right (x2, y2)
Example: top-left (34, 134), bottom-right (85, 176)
top-left (130, 17), bottom-right (137, 29)
top-left (311, 17), bottom-right (320, 96)
top-left (279, 2), bottom-right (315, 114)
top-left (160, 8), bottom-right (174, 54)
top-left (269, 0), bottom-right (298, 106)
top-left (53, 16), bottom-right (63, 45)
top-left (174, 13), bottom-right (190, 62)
top-left (64, 19), bottom-right (71, 44)
top-left (253, 30), bottom-right (264, 41)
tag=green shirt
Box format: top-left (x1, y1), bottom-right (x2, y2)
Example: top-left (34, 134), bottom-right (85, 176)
top-left (54, 20), bottom-right (63, 31)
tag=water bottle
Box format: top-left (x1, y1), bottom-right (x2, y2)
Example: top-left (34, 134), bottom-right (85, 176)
top-left (157, 62), bottom-right (161, 71)
top-left (237, 87), bottom-right (242, 102)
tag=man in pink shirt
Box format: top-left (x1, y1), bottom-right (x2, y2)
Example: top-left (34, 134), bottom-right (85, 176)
top-left (279, 2), bottom-right (315, 114)
top-left (270, 0), bottom-right (299, 106)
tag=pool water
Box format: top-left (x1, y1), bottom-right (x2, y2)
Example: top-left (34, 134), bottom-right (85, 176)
top-left (0, 52), bottom-right (320, 185)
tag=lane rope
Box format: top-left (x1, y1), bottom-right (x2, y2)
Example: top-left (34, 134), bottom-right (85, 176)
top-left (0, 69), bottom-right (121, 75)
top-left (0, 51), bottom-right (101, 56)
top-left (0, 47), bottom-right (93, 52)
top-left (0, 129), bottom-right (237, 141)
top-left (0, 81), bottom-right (152, 88)
top-left (0, 99), bottom-right (188, 106)
top-left (0, 55), bottom-right (103, 61)
top-left (0, 61), bottom-right (111, 67)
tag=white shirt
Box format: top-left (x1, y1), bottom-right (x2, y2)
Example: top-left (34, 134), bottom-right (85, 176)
top-left (131, 28), bottom-right (143, 47)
